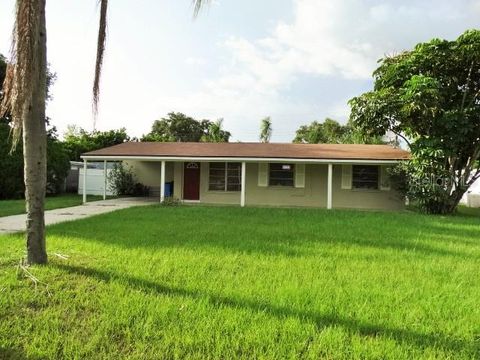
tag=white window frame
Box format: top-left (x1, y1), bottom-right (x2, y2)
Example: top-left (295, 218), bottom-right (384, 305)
top-left (208, 162), bottom-right (241, 192)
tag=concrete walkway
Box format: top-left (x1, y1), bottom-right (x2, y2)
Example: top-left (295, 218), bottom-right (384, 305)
top-left (0, 197), bottom-right (157, 234)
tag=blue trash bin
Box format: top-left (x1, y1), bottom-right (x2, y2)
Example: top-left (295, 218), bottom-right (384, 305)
top-left (164, 182), bottom-right (173, 197)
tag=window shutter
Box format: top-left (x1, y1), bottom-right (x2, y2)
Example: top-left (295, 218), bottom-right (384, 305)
top-left (295, 164), bottom-right (305, 188)
top-left (258, 163), bottom-right (268, 187)
top-left (380, 166), bottom-right (391, 191)
top-left (341, 165), bottom-right (352, 190)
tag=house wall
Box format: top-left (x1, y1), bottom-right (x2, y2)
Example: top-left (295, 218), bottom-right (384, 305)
top-left (129, 160), bottom-right (405, 210)
top-left (331, 165), bottom-right (404, 210)
top-left (245, 163), bottom-right (325, 207)
top-left (124, 160), bottom-right (174, 187)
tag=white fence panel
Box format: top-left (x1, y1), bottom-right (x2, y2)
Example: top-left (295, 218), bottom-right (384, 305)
top-left (461, 177), bottom-right (480, 207)
top-left (78, 168), bottom-right (114, 196)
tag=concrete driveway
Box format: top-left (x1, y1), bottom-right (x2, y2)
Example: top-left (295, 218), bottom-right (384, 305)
top-left (0, 197), bottom-right (157, 234)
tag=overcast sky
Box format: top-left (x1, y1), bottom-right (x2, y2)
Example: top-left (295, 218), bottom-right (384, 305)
top-left (1, 0), bottom-right (479, 142)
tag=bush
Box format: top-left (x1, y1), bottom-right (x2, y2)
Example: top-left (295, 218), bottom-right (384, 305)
top-left (132, 183), bottom-right (149, 197)
top-left (161, 196), bottom-right (181, 206)
top-left (108, 163), bottom-right (148, 196)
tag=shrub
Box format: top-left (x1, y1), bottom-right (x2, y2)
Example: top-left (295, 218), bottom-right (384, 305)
top-left (161, 196), bottom-right (180, 206)
top-left (108, 163), bottom-right (148, 196)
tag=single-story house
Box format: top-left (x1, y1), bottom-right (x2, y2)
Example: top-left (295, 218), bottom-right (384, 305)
top-left (81, 142), bottom-right (410, 210)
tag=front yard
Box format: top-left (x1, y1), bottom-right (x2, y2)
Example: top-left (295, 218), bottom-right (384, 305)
top-left (0, 194), bottom-right (105, 217)
top-left (0, 205), bottom-right (479, 359)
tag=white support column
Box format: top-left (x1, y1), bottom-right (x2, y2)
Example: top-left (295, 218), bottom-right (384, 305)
top-left (240, 162), bottom-right (246, 207)
top-left (160, 160), bottom-right (166, 202)
top-left (103, 160), bottom-right (107, 200)
top-left (327, 163), bottom-right (333, 210)
top-left (83, 159), bottom-right (87, 204)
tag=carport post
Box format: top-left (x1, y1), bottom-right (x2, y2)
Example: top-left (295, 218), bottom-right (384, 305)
top-left (240, 162), bottom-right (246, 207)
top-left (160, 160), bottom-right (166, 202)
top-left (83, 159), bottom-right (87, 204)
top-left (103, 160), bottom-right (107, 200)
top-left (327, 163), bottom-right (333, 209)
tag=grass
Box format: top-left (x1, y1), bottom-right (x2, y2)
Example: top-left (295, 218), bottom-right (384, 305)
top-left (0, 194), bottom-right (106, 217)
top-left (0, 205), bottom-right (479, 359)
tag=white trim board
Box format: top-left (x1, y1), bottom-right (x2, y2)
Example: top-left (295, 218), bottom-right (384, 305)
top-left (81, 155), bottom-right (403, 165)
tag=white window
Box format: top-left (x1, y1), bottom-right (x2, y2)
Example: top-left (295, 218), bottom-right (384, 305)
top-left (209, 162), bottom-right (241, 191)
top-left (352, 165), bottom-right (379, 190)
top-left (269, 163), bottom-right (295, 187)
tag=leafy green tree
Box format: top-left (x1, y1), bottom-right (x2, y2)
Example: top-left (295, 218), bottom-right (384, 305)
top-left (0, 118), bottom-right (69, 199)
top-left (293, 118), bottom-right (384, 144)
top-left (349, 30), bottom-right (480, 214)
top-left (0, 118), bottom-right (23, 199)
top-left (63, 126), bottom-right (130, 161)
top-left (142, 112), bottom-right (231, 142)
top-left (259, 117), bottom-right (272, 143)
top-left (0, 54), bottom-right (69, 199)
top-left (46, 125), bottom-right (70, 194)
top-left (142, 112), bottom-right (204, 142)
top-left (201, 118), bottom-right (231, 142)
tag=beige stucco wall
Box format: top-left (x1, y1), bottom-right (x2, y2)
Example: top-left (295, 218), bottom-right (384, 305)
top-left (128, 160), bottom-right (404, 210)
top-left (331, 165), bottom-right (404, 210)
top-left (244, 163), bottom-right (325, 207)
top-left (124, 160), bottom-right (173, 187)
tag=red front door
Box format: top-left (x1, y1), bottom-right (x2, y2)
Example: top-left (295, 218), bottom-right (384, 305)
top-left (183, 162), bottom-right (200, 200)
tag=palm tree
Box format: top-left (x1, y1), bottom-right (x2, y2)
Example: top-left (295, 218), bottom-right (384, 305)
top-left (202, 118), bottom-right (231, 142)
top-left (0, 0), bottom-right (209, 265)
top-left (259, 116), bottom-right (272, 143)
top-left (1, 0), bottom-right (48, 264)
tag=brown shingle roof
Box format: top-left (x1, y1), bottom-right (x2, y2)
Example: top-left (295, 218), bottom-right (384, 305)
top-left (82, 142), bottom-right (410, 161)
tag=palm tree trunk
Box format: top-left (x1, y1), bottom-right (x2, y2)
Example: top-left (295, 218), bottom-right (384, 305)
top-left (23, 0), bottom-right (48, 264)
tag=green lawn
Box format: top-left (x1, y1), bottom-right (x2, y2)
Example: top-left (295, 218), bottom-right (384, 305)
top-left (0, 194), bottom-right (105, 217)
top-left (0, 205), bottom-right (479, 359)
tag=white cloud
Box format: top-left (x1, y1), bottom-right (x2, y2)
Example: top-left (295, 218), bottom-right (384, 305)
top-left (165, 0), bottom-right (480, 141)
top-left (185, 57), bottom-right (207, 66)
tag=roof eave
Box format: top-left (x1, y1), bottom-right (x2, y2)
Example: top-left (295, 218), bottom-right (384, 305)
top-left (80, 154), bottom-right (407, 164)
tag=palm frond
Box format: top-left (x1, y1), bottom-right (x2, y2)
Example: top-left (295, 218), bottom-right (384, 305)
top-left (192, 0), bottom-right (209, 18)
top-left (92, 0), bottom-right (108, 129)
top-left (0, 0), bottom-right (43, 149)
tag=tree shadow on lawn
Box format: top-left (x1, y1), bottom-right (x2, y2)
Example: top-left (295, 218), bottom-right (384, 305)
top-left (52, 262), bottom-right (478, 357)
top-left (0, 346), bottom-right (41, 360)
top-left (48, 207), bottom-right (479, 259)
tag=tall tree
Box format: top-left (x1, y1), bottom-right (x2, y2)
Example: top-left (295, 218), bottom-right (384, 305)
top-left (63, 126), bottom-right (130, 161)
top-left (0, 0), bottom-right (208, 264)
top-left (349, 30), bottom-right (480, 214)
top-left (1, 0), bottom-right (48, 264)
top-left (0, 55), bottom-right (69, 199)
top-left (260, 117), bottom-right (272, 143)
top-left (142, 112), bottom-right (230, 142)
top-left (201, 118), bottom-right (231, 142)
top-left (293, 118), bottom-right (384, 144)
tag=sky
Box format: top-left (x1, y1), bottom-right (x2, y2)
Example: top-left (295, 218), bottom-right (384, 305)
top-left (1, 0), bottom-right (479, 142)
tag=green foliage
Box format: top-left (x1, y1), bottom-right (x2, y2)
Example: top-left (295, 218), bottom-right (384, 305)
top-left (142, 112), bottom-right (231, 142)
top-left (46, 126), bottom-right (70, 194)
top-left (349, 30), bottom-right (480, 214)
top-left (201, 118), bottom-right (231, 142)
top-left (0, 55), bottom-right (68, 199)
top-left (107, 163), bottom-right (136, 196)
top-left (160, 196), bottom-right (181, 206)
top-left (293, 118), bottom-right (384, 144)
top-left (63, 126), bottom-right (130, 161)
top-left (0, 120), bottom-right (24, 199)
top-left (1, 206), bottom-right (479, 358)
top-left (0, 54), bottom-right (6, 89)
top-left (108, 163), bottom-right (148, 196)
top-left (0, 118), bottom-right (70, 199)
top-left (260, 116), bottom-right (272, 143)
